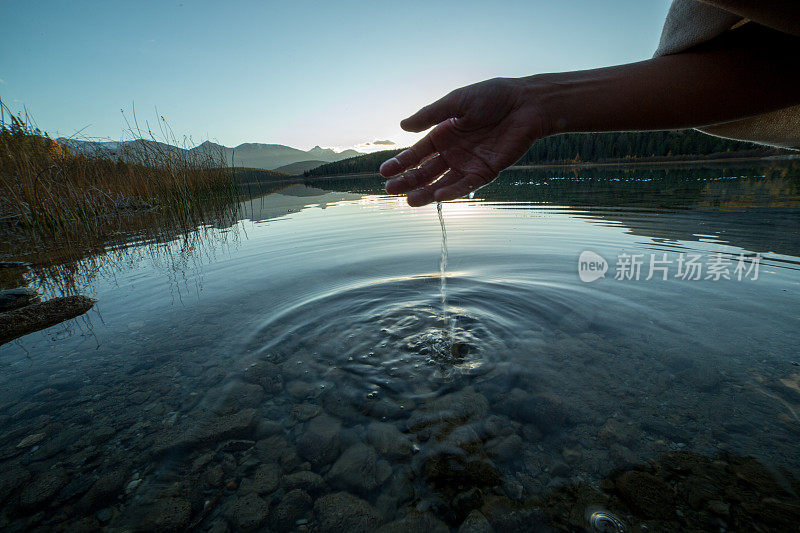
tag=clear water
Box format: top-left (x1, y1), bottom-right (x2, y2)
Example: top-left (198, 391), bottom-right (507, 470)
top-left (1, 164), bottom-right (799, 531)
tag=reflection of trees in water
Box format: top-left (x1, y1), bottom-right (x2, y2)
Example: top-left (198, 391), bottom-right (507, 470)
top-left (310, 162), bottom-right (800, 258)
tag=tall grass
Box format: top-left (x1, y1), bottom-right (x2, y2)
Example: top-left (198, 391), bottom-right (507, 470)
top-left (0, 100), bottom-right (237, 250)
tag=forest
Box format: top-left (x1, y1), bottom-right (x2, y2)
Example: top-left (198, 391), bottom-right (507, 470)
top-left (307, 129), bottom-right (785, 177)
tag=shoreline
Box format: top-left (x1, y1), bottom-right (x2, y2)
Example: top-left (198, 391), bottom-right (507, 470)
top-left (292, 154), bottom-right (798, 182)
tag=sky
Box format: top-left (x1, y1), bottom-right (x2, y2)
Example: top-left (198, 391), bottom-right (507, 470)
top-left (1, 0), bottom-right (673, 152)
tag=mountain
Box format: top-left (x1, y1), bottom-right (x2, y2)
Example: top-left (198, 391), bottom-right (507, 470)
top-left (185, 142), bottom-right (361, 170)
top-left (273, 160), bottom-right (328, 175)
top-left (57, 139), bottom-right (363, 170)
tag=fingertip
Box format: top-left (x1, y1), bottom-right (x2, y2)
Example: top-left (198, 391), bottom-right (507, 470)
top-left (379, 157), bottom-right (401, 177)
top-left (400, 117), bottom-right (427, 133)
top-left (407, 188), bottom-right (433, 207)
top-left (384, 177), bottom-right (404, 195)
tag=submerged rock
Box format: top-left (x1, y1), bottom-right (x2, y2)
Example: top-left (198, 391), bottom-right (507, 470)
top-left (270, 489), bottom-right (312, 532)
top-left (615, 470), bottom-right (674, 519)
top-left (282, 470), bottom-right (327, 495)
top-left (229, 493), bottom-right (270, 531)
top-left (407, 387), bottom-right (489, 432)
top-left (458, 509), bottom-right (494, 533)
top-left (152, 408), bottom-right (259, 456)
top-left (378, 510), bottom-right (450, 533)
top-left (367, 422), bottom-right (413, 459)
top-left (327, 443), bottom-right (392, 495)
top-left (314, 491), bottom-right (383, 532)
top-left (297, 414), bottom-right (341, 467)
top-left (20, 468), bottom-right (67, 509)
top-left (241, 360), bottom-right (283, 393)
top-left (140, 498), bottom-right (191, 530)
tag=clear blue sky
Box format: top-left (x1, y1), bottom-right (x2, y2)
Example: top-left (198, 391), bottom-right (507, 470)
top-left (1, 0), bottom-right (672, 151)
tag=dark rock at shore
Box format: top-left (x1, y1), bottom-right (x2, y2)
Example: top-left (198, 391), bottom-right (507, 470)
top-left (0, 294), bottom-right (96, 345)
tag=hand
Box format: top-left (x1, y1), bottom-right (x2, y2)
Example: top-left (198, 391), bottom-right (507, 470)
top-left (380, 77), bottom-right (549, 206)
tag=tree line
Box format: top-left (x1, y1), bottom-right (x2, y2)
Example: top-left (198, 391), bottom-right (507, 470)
top-left (307, 129), bottom-right (785, 177)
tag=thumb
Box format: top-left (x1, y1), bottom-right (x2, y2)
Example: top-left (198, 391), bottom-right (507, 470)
top-left (400, 91), bottom-right (462, 132)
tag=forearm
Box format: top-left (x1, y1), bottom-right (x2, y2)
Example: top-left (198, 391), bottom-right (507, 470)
top-left (525, 24), bottom-right (800, 137)
top-left (700, 1), bottom-right (800, 37)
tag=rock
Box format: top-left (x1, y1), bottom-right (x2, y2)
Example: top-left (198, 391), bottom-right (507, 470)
top-left (495, 389), bottom-right (569, 434)
top-left (708, 499), bottom-right (730, 516)
top-left (599, 418), bottom-right (640, 447)
top-left (96, 508), bottom-right (113, 523)
top-left (297, 414), bottom-right (341, 467)
top-left (241, 360), bottom-right (283, 393)
top-left (20, 468), bottom-right (67, 508)
top-left (424, 453), bottom-right (501, 491)
top-left (487, 506), bottom-right (548, 532)
top-left (487, 434), bottom-right (523, 461)
top-left (208, 381), bottom-right (265, 414)
top-left (0, 287), bottom-right (39, 312)
top-left (615, 470), bottom-right (673, 519)
top-left (367, 422), bottom-right (413, 459)
top-left (0, 295), bottom-right (95, 345)
top-left (561, 445), bottom-right (582, 465)
top-left (407, 387), bottom-right (489, 432)
top-left (270, 489), bottom-right (312, 532)
top-left (141, 498), bottom-right (191, 530)
top-left (0, 463), bottom-right (30, 504)
top-left (80, 468), bottom-right (128, 511)
top-left (229, 493), bottom-right (270, 531)
top-left (16, 432), bottom-right (46, 448)
top-left (152, 408), bottom-right (258, 456)
top-left (459, 509), bottom-right (494, 533)
top-left (219, 439), bottom-right (255, 453)
top-left (549, 461), bottom-right (570, 478)
top-left (206, 464), bottom-right (225, 487)
top-left (291, 402), bottom-right (321, 422)
top-left (320, 388), bottom-right (360, 419)
top-left (286, 380), bottom-right (317, 399)
top-left (378, 511), bottom-right (449, 532)
top-left (255, 419), bottom-right (284, 439)
top-left (328, 443), bottom-right (392, 495)
top-left (29, 429), bottom-right (77, 461)
top-left (314, 492), bottom-right (383, 532)
top-left (251, 463), bottom-right (281, 495)
top-left (91, 425), bottom-right (116, 444)
top-left (53, 474), bottom-right (97, 506)
top-left (283, 471), bottom-right (327, 495)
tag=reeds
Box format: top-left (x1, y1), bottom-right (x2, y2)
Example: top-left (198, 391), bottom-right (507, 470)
top-left (0, 100), bottom-right (239, 259)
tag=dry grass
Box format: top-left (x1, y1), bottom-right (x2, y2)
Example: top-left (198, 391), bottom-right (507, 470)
top-left (0, 100), bottom-right (237, 248)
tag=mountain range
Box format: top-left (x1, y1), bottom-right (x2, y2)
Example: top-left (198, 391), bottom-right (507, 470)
top-left (56, 138), bottom-right (362, 172)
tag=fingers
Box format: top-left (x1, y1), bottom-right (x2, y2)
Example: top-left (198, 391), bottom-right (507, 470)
top-left (385, 155), bottom-right (448, 195)
top-left (379, 134), bottom-right (436, 177)
top-left (406, 170), bottom-right (463, 207)
top-left (400, 91), bottom-right (460, 133)
top-left (433, 173), bottom-right (490, 203)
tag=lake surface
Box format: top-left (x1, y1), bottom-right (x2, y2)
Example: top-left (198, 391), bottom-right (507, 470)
top-left (2, 163), bottom-right (800, 531)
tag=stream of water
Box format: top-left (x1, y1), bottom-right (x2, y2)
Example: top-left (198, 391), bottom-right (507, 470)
top-left (437, 201), bottom-right (450, 342)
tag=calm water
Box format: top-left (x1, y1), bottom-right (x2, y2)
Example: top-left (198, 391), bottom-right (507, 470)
top-left (1, 164), bottom-right (799, 531)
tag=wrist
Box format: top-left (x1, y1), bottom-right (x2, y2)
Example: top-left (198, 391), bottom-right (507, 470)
top-left (515, 74), bottom-right (567, 138)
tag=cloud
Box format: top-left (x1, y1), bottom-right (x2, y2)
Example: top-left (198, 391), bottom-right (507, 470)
top-left (0, 78), bottom-right (5, 84)
top-left (373, 139), bottom-right (395, 145)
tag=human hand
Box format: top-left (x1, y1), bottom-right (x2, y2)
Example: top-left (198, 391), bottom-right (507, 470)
top-left (380, 77), bottom-right (549, 206)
